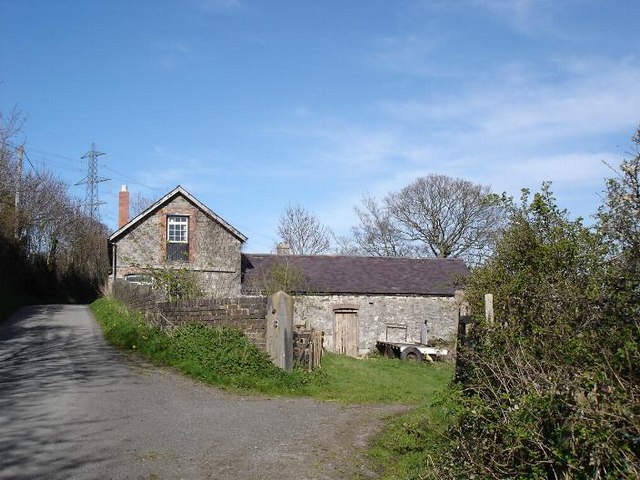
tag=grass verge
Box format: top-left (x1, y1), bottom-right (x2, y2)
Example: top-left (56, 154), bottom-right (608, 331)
top-left (305, 351), bottom-right (453, 404)
top-left (91, 297), bottom-right (453, 404)
top-left (91, 297), bottom-right (315, 395)
top-left (364, 388), bottom-right (460, 479)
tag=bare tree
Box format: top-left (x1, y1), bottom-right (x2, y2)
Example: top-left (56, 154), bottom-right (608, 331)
top-left (0, 107), bottom-right (24, 162)
top-left (130, 192), bottom-right (156, 217)
top-left (276, 204), bottom-right (332, 255)
top-left (386, 174), bottom-right (502, 261)
top-left (0, 108), bottom-right (109, 302)
top-left (332, 233), bottom-right (360, 256)
top-left (351, 194), bottom-right (416, 257)
top-left (348, 175), bottom-right (502, 263)
top-left (0, 108), bottom-right (24, 236)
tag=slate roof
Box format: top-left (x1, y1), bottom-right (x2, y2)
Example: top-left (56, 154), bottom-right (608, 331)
top-left (241, 254), bottom-right (468, 296)
top-left (109, 185), bottom-right (247, 243)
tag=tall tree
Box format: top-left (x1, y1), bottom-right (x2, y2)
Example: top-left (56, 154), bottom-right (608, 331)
top-left (0, 107), bottom-right (110, 302)
top-left (349, 174), bottom-right (502, 263)
top-left (386, 174), bottom-right (501, 260)
top-left (598, 126), bottom-right (640, 267)
top-left (0, 108), bottom-right (24, 236)
top-left (276, 204), bottom-right (332, 255)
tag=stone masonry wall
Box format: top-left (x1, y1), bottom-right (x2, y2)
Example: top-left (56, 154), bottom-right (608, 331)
top-left (160, 297), bottom-right (268, 350)
top-left (294, 294), bottom-right (459, 355)
top-left (115, 195), bottom-right (243, 296)
top-left (113, 280), bottom-right (268, 351)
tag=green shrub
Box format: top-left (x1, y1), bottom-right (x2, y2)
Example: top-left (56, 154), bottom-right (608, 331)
top-left (439, 183), bottom-right (640, 479)
top-left (91, 297), bottom-right (320, 395)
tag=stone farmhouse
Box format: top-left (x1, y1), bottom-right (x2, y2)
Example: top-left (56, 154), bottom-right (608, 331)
top-left (108, 185), bottom-right (468, 356)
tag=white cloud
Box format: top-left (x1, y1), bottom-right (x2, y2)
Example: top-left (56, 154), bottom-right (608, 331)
top-left (381, 57), bottom-right (640, 146)
top-left (259, 54), bottom-right (639, 231)
top-left (261, 112), bottom-right (403, 173)
top-left (480, 151), bottom-right (616, 189)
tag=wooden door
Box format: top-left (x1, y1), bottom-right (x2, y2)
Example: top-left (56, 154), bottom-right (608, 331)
top-left (335, 311), bottom-right (358, 357)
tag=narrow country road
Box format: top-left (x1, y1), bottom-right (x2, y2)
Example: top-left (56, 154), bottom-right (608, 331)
top-left (0, 305), bottom-right (400, 480)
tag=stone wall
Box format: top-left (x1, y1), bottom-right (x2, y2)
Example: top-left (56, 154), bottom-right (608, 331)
top-left (114, 195), bottom-right (243, 296)
top-left (113, 280), bottom-right (268, 350)
top-left (112, 281), bottom-right (461, 358)
top-left (293, 294), bottom-right (460, 355)
top-left (160, 296), bottom-right (268, 350)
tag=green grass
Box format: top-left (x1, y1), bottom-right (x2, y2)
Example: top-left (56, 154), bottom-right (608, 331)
top-left (91, 296), bottom-right (457, 479)
top-left (306, 351), bottom-right (453, 404)
top-left (364, 388), bottom-right (460, 479)
top-left (91, 297), bottom-right (452, 403)
top-left (91, 297), bottom-right (316, 395)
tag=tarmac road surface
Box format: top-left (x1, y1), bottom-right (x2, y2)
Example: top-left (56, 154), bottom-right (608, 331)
top-left (0, 305), bottom-right (401, 479)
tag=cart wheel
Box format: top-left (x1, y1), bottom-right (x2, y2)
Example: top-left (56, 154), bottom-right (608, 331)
top-left (400, 347), bottom-right (423, 362)
top-left (384, 345), bottom-right (394, 358)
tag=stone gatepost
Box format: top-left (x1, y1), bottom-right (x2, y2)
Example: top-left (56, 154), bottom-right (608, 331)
top-left (266, 291), bottom-right (293, 371)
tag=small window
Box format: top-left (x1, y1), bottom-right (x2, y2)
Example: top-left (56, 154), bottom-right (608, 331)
top-left (167, 215), bottom-right (189, 261)
top-left (167, 216), bottom-right (188, 243)
top-left (124, 274), bottom-right (152, 285)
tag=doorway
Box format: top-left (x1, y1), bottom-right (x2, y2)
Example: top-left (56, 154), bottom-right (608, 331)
top-left (334, 309), bottom-right (359, 357)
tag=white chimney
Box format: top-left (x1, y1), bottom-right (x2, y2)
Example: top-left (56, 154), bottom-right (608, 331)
top-left (276, 242), bottom-right (291, 255)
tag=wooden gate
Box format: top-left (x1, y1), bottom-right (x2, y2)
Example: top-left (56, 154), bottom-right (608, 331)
top-left (334, 309), bottom-right (359, 357)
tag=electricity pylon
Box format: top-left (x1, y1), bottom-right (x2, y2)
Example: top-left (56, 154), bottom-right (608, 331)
top-left (76, 143), bottom-right (109, 220)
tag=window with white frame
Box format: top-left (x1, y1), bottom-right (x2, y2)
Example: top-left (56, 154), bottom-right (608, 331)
top-left (167, 215), bottom-right (189, 261)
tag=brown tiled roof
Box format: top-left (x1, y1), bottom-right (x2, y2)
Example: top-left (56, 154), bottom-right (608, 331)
top-left (241, 254), bottom-right (468, 296)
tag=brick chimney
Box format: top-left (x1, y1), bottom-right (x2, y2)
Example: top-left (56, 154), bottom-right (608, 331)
top-left (118, 185), bottom-right (130, 228)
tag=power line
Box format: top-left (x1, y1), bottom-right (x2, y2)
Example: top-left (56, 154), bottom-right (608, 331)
top-left (22, 149), bottom-right (37, 172)
top-left (6, 142), bottom-right (164, 193)
top-left (102, 165), bottom-right (164, 192)
top-left (20, 145), bottom-right (79, 167)
top-left (6, 141), bottom-right (151, 187)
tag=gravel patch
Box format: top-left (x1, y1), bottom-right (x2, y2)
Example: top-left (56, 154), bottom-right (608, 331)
top-left (0, 305), bottom-right (407, 479)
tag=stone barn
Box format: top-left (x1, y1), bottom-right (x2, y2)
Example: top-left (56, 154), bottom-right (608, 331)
top-left (241, 254), bottom-right (468, 356)
top-left (109, 185), bottom-right (468, 356)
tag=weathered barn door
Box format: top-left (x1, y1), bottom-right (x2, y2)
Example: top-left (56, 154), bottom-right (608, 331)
top-left (334, 309), bottom-right (359, 357)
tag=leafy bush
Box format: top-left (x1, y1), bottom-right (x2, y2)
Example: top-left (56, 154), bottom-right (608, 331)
top-left (440, 182), bottom-right (639, 479)
top-left (148, 266), bottom-right (203, 302)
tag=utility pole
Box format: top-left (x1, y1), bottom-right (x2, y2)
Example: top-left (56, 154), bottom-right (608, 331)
top-left (76, 143), bottom-right (109, 220)
top-left (14, 144), bottom-right (24, 239)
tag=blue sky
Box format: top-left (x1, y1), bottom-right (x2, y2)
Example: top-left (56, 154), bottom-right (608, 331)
top-left (2, 0), bottom-right (639, 252)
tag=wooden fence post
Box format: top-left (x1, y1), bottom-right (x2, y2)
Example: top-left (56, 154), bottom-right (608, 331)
top-left (454, 289), bottom-right (474, 383)
top-left (484, 293), bottom-right (494, 325)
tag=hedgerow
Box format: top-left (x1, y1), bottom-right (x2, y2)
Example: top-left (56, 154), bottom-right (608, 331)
top-left (440, 175), bottom-right (639, 478)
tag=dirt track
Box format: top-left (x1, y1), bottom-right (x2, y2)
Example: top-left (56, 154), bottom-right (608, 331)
top-left (0, 305), bottom-right (405, 479)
